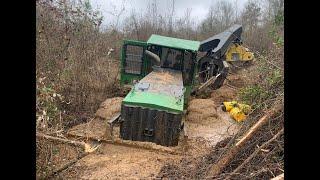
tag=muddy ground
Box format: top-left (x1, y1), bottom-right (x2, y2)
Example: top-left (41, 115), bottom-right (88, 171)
top-left (37, 70), bottom-right (248, 180)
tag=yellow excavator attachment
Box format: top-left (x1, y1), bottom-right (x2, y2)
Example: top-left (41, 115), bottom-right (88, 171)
top-left (222, 101), bottom-right (251, 122)
top-left (225, 44), bottom-right (254, 62)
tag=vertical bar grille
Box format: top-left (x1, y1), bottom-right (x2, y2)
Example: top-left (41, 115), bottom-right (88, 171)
top-left (120, 105), bottom-right (182, 146)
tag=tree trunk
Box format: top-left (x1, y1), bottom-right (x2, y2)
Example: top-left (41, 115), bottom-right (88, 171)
top-left (36, 132), bottom-right (86, 148)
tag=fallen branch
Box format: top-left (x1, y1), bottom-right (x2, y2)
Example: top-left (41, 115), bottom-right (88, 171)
top-left (226, 128), bottom-right (284, 179)
top-left (235, 104), bottom-right (281, 147)
top-left (206, 102), bottom-right (282, 178)
top-left (38, 133), bottom-right (101, 179)
top-left (197, 74), bottom-right (219, 92)
top-left (36, 132), bottom-right (86, 148)
top-left (225, 83), bottom-right (238, 90)
top-left (67, 132), bottom-right (181, 155)
top-left (248, 168), bottom-right (269, 179)
top-left (36, 132), bottom-right (100, 153)
top-left (270, 173), bottom-right (284, 180)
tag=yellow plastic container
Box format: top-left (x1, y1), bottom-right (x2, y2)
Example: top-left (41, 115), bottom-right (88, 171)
top-left (223, 101), bottom-right (238, 112)
top-left (222, 101), bottom-right (251, 122)
top-left (229, 107), bottom-right (246, 122)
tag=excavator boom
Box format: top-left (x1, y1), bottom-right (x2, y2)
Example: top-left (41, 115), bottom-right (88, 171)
top-left (196, 24), bottom-right (253, 90)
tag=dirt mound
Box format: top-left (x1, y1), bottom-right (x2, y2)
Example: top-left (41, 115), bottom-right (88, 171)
top-left (95, 97), bottom-right (123, 120)
top-left (226, 74), bottom-right (246, 88)
top-left (68, 97), bottom-right (123, 140)
top-left (187, 98), bottom-right (218, 122)
top-left (210, 86), bottom-right (237, 104)
top-left (67, 118), bottom-right (107, 140)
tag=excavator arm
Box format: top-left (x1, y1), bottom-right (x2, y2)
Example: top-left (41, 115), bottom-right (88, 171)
top-left (195, 24), bottom-right (253, 91)
top-left (199, 24), bottom-right (242, 59)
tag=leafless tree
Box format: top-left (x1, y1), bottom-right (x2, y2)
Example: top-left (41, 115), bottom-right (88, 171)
top-left (200, 0), bottom-right (235, 37)
top-left (168, 0), bottom-right (175, 36)
top-left (106, 0), bottom-right (126, 31)
top-left (241, 0), bottom-right (262, 31)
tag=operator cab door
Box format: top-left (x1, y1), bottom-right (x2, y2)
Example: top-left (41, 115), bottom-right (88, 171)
top-left (120, 40), bottom-right (147, 85)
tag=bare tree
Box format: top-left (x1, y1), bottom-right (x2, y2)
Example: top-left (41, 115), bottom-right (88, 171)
top-left (168, 0), bottom-right (175, 36)
top-left (106, 0), bottom-right (126, 32)
top-left (123, 10), bottom-right (141, 40)
top-left (200, 0), bottom-right (235, 37)
top-left (261, 0), bottom-right (284, 24)
top-left (241, 0), bottom-right (262, 31)
top-left (176, 8), bottom-right (194, 39)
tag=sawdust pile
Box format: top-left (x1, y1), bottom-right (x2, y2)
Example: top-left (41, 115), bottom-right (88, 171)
top-left (157, 71), bottom-right (174, 82)
top-left (68, 97), bottom-right (123, 140)
top-left (186, 98), bottom-right (218, 123)
top-left (67, 118), bottom-right (107, 140)
top-left (58, 143), bottom-right (182, 179)
top-left (143, 71), bottom-right (175, 84)
top-left (95, 97), bottom-right (123, 120)
top-left (210, 86), bottom-right (236, 104)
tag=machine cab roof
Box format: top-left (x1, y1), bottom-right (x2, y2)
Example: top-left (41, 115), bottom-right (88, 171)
top-left (147, 34), bottom-right (200, 52)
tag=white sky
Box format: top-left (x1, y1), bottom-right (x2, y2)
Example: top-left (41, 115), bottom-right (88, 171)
top-left (90, 0), bottom-right (249, 29)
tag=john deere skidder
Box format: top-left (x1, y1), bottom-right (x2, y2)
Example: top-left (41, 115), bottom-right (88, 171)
top-left (114, 24), bottom-right (253, 146)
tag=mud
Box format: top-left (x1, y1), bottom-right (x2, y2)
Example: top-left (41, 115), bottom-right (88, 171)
top-left (53, 81), bottom-right (242, 179)
top-left (210, 86), bottom-right (237, 104)
top-left (56, 143), bottom-right (182, 179)
top-left (185, 98), bottom-right (239, 146)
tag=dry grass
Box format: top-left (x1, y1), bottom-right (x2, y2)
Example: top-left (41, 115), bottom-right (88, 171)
top-left (36, 137), bottom-right (83, 179)
top-left (36, 0), bottom-right (123, 133)
top-left (157, 39), bottom-right (284, 179)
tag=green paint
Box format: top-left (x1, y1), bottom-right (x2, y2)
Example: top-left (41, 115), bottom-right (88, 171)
top-left (184, 85), bottom-right (192, 100)
top-left (147, 34), bottom-right (200, 52)
top-left (123, 39), bottom-right (147, 46)
top-left (120, 35), bottom-right (200, 112)
top-left (120, 40), bottom-right (148, 85)
top-left (123, 90), bottom-right (184, 114)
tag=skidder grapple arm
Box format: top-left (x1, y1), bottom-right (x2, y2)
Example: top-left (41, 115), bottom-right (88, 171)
top-left (196, 24), bottom-right (254, 91)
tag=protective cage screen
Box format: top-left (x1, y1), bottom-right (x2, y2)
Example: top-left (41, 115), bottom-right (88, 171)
top-left (125, 45), bottom-right (143, 74)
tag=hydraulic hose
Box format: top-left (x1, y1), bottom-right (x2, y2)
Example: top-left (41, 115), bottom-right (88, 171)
top-left (145, 50), bottom-right (160, 66)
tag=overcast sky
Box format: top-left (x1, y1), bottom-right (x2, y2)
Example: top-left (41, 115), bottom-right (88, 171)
top-left (90, 0), bottom-right (249, 29)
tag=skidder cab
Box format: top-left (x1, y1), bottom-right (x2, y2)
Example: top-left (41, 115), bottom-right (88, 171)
top-left (119, 35), bottom-right (199, 146)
